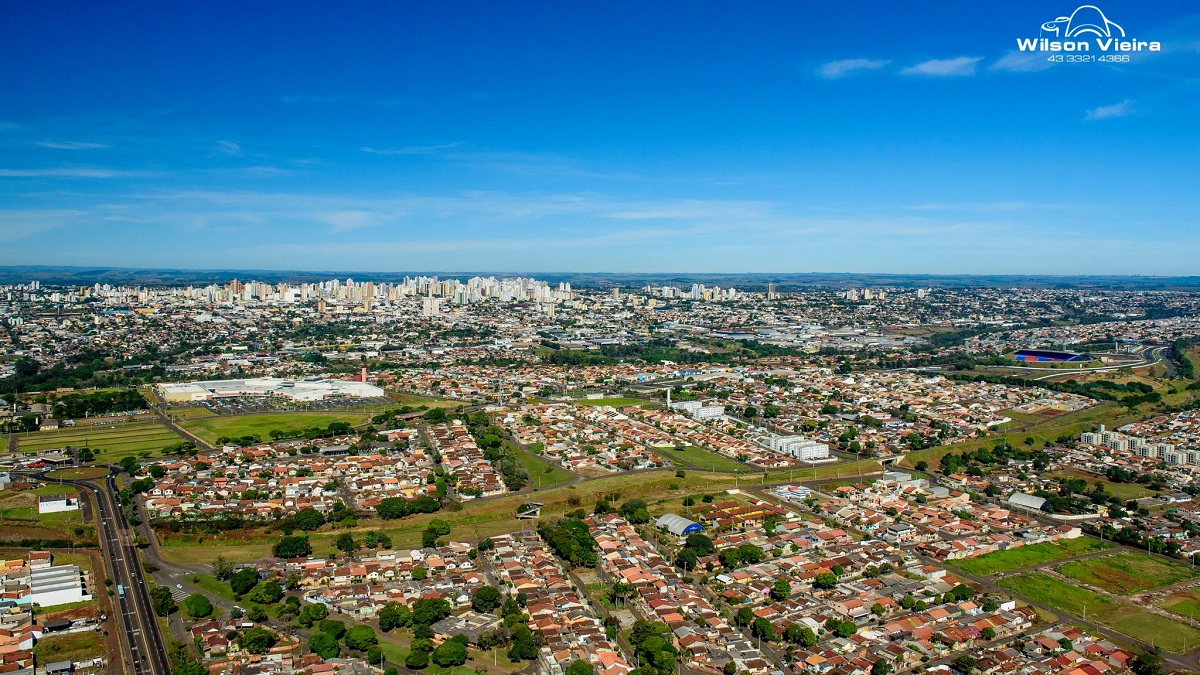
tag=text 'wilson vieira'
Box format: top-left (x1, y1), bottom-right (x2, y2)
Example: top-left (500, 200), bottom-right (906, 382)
top-left (1017, 38), bottom-right (1161, 52)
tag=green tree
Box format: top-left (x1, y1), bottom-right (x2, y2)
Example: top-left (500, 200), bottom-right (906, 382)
top-left (771, 578), bottom-right (791, 601)
top-left (472, 586), bottom-right (504, 613)
top-left (406, 649), bottom-right (429, 669)
top-left (182, 593), bottom-right (212, 618)
top-left (308, 632), bottom-right (340, 659)
top-left (432, 637), bottom-right (469, 667)
top-left (246, 580), bottom-right (283, 605)
top-left (814, 572), bottom-right (838, 589)
top-left (273, 535), bottom-right (312, 559)
top-left (751, 617), bottom-right (775, 641)
top-left (150, 586), bottom-right (176, 617)
top-left (954, 655), bottom-right (978, 674)
top-left (412, 598), bottom-right (452, 626)
top-left (344, 625), bottom-right (378, 652)
top-left (239, 627), bottom-right (278, 654)
top-left (378, 602), bottom-right (411, 632)
top-left (336, 532), bottom-right (358, 553)
top-left (872, 660), bottom-right (893, 675)
top-left (319, 619), bottom-right (347, 640)
top-left (566, 661), bottom-right (595, 675)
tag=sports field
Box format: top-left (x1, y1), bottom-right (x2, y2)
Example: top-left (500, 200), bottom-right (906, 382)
top-left (1057, 552), bottom-right (1197, 594)
top-left (179, 410), bottom-right (377, 444)
top-left (947, 538), bottom-right (1112, 577)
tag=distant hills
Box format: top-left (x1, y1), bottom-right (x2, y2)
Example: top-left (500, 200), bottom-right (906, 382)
top-left (2, 265), bottom-right (1200, 291)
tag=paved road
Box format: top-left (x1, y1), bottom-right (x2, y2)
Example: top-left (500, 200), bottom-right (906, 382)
top-left (76, 473), bottom-right (172, 675)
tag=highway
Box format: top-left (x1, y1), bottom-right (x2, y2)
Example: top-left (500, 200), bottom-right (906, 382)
top-left (67, 474), bottom-right (172, 675)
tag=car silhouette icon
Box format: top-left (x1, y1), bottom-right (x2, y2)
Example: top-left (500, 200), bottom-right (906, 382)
top-left (1041, 5), bottom-right (1124, 38)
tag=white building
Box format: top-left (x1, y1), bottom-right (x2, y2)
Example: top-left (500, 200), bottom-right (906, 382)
top-left (37, 494), bottom-right (80, 514)
top-left (29, 565), bottom-right (90, 607)
top-left (157, 377), bottom-right (385, 403)
top-left (767, 435), bottom-right (830, 461)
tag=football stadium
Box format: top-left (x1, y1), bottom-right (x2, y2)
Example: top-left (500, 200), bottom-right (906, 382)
top-left (1013, 349), bottom-right (1092, 363)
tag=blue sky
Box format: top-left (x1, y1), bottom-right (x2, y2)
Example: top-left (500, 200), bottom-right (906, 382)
top-left (1, 1), bottom-right (1198, 274)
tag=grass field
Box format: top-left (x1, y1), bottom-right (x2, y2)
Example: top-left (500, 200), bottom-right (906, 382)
top-left (179, 411), bottom-right (378, 444)
top-left (652, 445), bottom-right (747, 473)
top-left (901, 402), bottom-right (1140, 470)
top-left (10, 420), bottom-right (184, 461)
top-left (1158, 589), bottom-right (1200, 620)
top-left (32, 629), bottom-right (106, 663)
top-left (999, 572), bottom-right (1200, 652)
top-left (949, 538), bottom-right (1112, 577)
top-left (1057, 552), bottom-right (1197, 594)
top-left (189, 572), bottom-right (237, 601)
top-left (46, 467), bottom-right (110, 480)
top-left (511, 445), bottom-right (574, 489)
top-left (1046, 468), bottom-right (1159, 500)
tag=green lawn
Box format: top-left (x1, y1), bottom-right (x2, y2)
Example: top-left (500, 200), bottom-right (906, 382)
top-left (511, 445), bottom-right (574, 489)
top-left (1058, 552), bottom-right (1197, 594)
top-left (652, 445), bottom-right (748, 473)
top-left (189, 572), bottom-right (237, 602)
top-left (179, 411), bottom-right (377, 444)
top-left (948, 538), bottom-right (1112, 577)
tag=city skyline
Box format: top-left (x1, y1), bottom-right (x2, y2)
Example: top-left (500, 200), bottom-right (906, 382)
top-left (2, 1), bottom-right (1199, 273)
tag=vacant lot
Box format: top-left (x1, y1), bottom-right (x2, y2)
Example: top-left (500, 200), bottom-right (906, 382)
top-left (998, 573), bottom-right (1114, 616)
top-left (999, 572), bottom-right (1200, 652)
top-left (1158, 589), bottom-right (1200, 621)
top-left (949, 538), bottom-right (1112, 577)
top-left (652, 445), bottom-right (747, 473)
top-left (1046, 468), bottom-right (1159, 501)
top-left (46, 467), bottom-right (110, 480)
top-left (180, 411), bottom-right (376, 444)
top-left (512, 446), bottom-right (574, 488)
top-left (32, 629), bottom-right (106, 664)
top-left (1058, 552), bottom-right (1197, 595)
top-left (0, 485), bottom-right (93, 543)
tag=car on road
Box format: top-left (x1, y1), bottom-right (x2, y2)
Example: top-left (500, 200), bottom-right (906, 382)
top-left (176, 584), bottom-right (183, 589)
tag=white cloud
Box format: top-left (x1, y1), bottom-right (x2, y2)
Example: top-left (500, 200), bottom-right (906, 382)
top-left (0, 168), bottom-right (139, 178)
top-left (318, 210), bottom-right (381, 232)
top-left (360, 143), bottom-right (462, 156)
top-left (36, 140), bottom-right (109, 150)
top-left (0, 209), bottom-right (86, 242)
top-left (216, 140), bottom-right (242, 156)
top-left (817, 58), bottom-right (890, 79)
top-left (1085, 99), bottom-right (1135, 121)
top-left (900, 56), bottom-right (984, 76)
top-left (990, 51), bottom-right (1054, 73)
